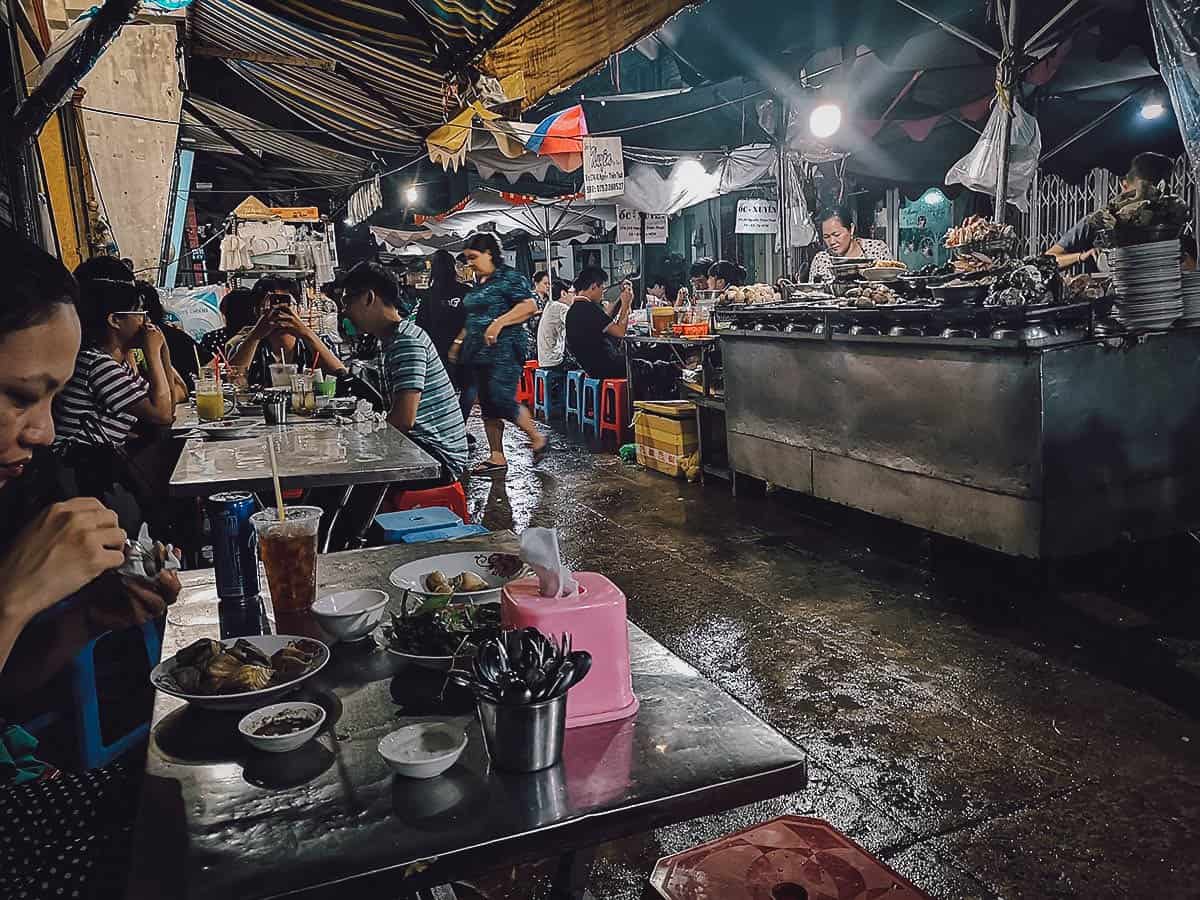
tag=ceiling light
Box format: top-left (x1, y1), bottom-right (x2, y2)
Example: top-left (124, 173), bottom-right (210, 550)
top-left (809, 103), bottom-right (842, 139)
top-left (405, 186), bottom-right (420, 203)
top-left (921, 188), bottom-right (947, 205)
top-left (1140, 100), bottom-right (1166, 120)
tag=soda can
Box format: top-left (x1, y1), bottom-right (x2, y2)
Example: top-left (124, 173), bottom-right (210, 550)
top-left (206, 491), bottom-right (260, 600)
top-left (218, 596), bottom-right (272, 639)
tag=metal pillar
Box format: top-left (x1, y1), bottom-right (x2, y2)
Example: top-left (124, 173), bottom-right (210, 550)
top-left (993, 0), bottom-right (1022, 224)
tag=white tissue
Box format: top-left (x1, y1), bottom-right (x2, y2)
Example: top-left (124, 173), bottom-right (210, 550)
top-left (520, 527), bottom-right (578, 599)
top-left (117, 523), bottom-right (182, 581)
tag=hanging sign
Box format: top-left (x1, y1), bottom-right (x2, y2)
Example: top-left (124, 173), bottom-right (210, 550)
top-left (735, 198), bottom-right (780, 234)
top-left (582, 136), bottom-right (625, 200)
top-left (616, 206), bottom-right (668, 245)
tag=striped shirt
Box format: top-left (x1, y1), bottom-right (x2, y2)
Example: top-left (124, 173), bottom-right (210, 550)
top-left (381, 319), bottom-right (468, 478)
top-left (54, 349), bottom-right (149, 448)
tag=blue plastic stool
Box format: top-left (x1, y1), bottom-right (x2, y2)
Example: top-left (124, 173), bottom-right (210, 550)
top-left (533, 368), bottom-right (567, 421)
top-left (375, 507), bottom-right (463, 543)
top-left (565, 370), bottom-right (585, 429)
top-left (581, 377), bottom-right (602, 439)
top-left (401, 523), bottom-right (490, 543)
top-left (26, 616), bottom-right (165, 770)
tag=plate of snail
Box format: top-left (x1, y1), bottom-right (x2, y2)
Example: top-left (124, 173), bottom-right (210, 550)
top-left (150, 635), bottom-right (330, 711)
top-left (388, 551), bottom-right (529, 612)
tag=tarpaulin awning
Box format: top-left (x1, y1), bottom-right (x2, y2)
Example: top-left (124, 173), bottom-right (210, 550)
top-left (181, 96), bottom-right (372, 181)
top-left (619, 146), bottom-right (776, 216)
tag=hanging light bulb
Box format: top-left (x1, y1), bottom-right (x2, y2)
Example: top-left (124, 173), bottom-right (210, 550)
top-left (809, 103), bottom-right (842, 139)
top-left (405, 185), bottom-right (420, 203)
top-left (1140, 99), bottom-right (1166, 120)
top-left (921, 188), bottom-right (947, 205)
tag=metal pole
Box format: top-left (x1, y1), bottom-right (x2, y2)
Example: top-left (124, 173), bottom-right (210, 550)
top-left (775, 95), bottom-right (789, 277)
top-left (8, 0), bottom-right (140, 145)
top-left (892, 0), bottom-right (1001, 59)
top-left (993, 0), bottom-right (1022, 225)
top-left (639, 212), bottom-right (647, 308)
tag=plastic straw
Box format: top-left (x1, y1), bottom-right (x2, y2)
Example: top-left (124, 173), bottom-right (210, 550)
top-left (267, 437), bottom-right (285, 522)
top-left (193, 345), bottom-right (203, 379)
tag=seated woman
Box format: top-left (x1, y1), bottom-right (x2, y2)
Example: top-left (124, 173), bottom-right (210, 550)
top-left (708, 260), bottom-right (748, 293)
top-left (199, 287), bottom-right (254, 360)
top-left (808, 204), bottom-right (892, 282)
top-left (228, 276), bottom-right (345, 385)
top-left (140, 281), bottom-right (208, 392)
top-left (0, 226), bottom-right (177, 899)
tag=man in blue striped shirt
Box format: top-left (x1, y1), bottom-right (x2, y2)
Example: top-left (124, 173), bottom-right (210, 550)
top-left (339, 262), bottom-right (468, 479)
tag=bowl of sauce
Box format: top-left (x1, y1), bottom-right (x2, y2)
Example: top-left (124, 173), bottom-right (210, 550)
top-left (238, 701), bottom-right (326, 753)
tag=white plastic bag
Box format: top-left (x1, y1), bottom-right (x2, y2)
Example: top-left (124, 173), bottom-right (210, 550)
top-left (945, 99), bottom-right (1041, 212)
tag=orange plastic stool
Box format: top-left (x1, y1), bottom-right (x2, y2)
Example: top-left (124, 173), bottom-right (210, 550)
top-left (515, 360), bottom-right (539, 407)
top-left (600, 379), bottom-right (630, 446)
top-left (382, 481), bottom-right (470, 523)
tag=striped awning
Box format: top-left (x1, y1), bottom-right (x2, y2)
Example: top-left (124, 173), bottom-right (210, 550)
top-left (180, 96), bottom-right (372, 180)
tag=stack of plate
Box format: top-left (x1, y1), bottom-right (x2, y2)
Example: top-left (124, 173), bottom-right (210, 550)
top-left (1106, 240), bottom-right (1183, 331)
top-left (1180, 272), bottom-right (1200, 327)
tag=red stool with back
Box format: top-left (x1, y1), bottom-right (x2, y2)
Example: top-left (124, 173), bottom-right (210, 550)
top-left (515, 360), bottom-right (539, 407)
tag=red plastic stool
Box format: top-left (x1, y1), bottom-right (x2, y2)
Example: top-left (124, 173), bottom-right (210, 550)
top-left (383, 481), bottom-right (470, 523)
top-left (600, 378), bottom-right (630, 446)
top-left (515, 360), bottom-right (539, 407)
top-left (282, 488), bottom-right (304, 501)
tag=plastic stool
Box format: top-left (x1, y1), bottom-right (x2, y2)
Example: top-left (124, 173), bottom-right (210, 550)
top-left (581, 377), bottom-right (602, 439)
top-left (515, 360), bottom-right (539, 407)
top-left (375, 507), bottom-right (463, 543)
top-left (25, 617), bottom-right (165, 770)
top-left (565, 370), bottom-right (585, 429)
top-left (384, 481), bottom-right (469, 522)
top-left (600, 379), bottom-right (630, 446)
top-left (401, 523), bottom-right (490, 544)
top-left (533, 368), bottom-right (567, 421)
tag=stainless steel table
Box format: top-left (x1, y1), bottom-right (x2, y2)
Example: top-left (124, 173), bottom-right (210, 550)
top-left (126, 535), bottom-right (807, 900)
top-left (168, 419), bottom-right (441, 497)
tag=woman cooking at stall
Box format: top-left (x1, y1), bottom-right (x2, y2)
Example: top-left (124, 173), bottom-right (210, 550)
top-left (808, 204), bottom-right (892, 282)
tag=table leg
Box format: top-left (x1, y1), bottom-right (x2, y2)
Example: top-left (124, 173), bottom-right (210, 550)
top-left (320, 486), bottom-right (355, 553)
top-left (550, 847), bottom-right (596, 900)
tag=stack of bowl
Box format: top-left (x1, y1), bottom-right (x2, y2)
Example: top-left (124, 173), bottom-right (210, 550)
top-left (1105, 239), bottom-right (1183, 331)
top-left (1180, 271), bottom-right (1200, 328)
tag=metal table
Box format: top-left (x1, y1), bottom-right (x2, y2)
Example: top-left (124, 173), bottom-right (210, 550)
top-left (126, 535), bottom-right (808, 900)
top-left (168, 420), bottom-right (440, 497)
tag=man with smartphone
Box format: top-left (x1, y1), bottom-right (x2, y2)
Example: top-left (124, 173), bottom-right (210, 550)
top-left (228, 276), bottom-right (345, 385)
top-left (565, 266), bottom-right (632, 380)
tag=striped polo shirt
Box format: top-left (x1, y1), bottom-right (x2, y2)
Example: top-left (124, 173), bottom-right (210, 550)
top-left (380, 319), bottom-right (468, 477)
top-left (54, 348), bottom-right (150, 448)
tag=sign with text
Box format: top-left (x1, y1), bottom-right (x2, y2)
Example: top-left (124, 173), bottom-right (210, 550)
top-left (735, 198), bottom-right (780, 234)
top-left (616, 206), bottom-right (668, 245)
top-left (583, 136), bottom-right (625, 200)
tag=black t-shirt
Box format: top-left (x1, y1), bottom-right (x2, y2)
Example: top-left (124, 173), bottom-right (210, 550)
top-left (566, 300), bottom-right (625, 379)
top-left (415, 281), bottom-right (470, 366)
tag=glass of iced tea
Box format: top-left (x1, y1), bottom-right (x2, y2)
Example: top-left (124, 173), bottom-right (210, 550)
top-left (250, 506), bottom-right (322, 637)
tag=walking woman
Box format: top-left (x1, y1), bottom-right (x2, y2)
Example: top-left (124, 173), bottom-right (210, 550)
top-left (450, 233), bottom-right (548, 474)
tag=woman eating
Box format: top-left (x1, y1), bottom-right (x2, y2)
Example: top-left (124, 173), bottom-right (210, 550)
top-left (227, 276), bottom-right (345, 385)
top-left (0, 227), bottom-right (177, 900)
top-left (54, 257), bottom-right (187, 450)
top-left (449, 233), bottom-right (548, 475)
top-left (808, 204), bottom-right (891, 282)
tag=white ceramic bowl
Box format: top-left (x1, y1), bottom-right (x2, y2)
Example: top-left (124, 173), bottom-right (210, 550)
top-left (311, 589), bottom-right (389, 643)
top-left (238, 701), bottom-right (326, 753)
top-left (378, 722), bottom-right (467, 779)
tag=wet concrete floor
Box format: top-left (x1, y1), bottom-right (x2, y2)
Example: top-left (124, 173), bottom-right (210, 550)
top-left (460, 418), bottom-right (1200, 899)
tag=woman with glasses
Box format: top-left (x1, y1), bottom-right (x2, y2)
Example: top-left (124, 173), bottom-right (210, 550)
top-left (53, 257), bottom-right (186, 450)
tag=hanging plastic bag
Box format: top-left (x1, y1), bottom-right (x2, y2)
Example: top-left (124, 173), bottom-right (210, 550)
top-left (945, 99), bottom-right (1041, 212)
top-left (1148, 0), bottom-right (1200, 179)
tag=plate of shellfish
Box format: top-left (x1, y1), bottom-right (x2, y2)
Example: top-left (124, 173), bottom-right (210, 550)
top-left (150, 635), bottom-right (330, 711)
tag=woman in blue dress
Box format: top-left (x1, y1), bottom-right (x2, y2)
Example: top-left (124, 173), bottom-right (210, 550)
top-left (449, 233), bottom-right (549, 474)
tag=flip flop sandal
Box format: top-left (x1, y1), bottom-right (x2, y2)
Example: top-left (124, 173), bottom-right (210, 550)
top-left (470, 460), bottom-right (508, 475)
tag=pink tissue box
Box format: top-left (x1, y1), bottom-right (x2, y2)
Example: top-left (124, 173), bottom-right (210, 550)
top-left (501, 572), bottom-right (639, 729)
